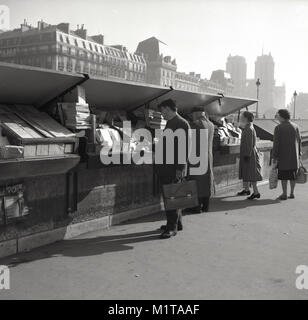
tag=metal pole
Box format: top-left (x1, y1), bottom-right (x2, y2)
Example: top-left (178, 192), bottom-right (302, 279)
top-left (293, 91), bottom-right (297, 120)
top-left (256, 78), bottom-right (261, 119)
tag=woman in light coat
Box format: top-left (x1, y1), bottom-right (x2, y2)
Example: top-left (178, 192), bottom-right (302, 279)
top-left (238, 111), bottom-right (263, 200)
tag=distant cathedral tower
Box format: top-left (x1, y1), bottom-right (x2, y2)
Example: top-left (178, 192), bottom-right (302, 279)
top-left (254, 53), bottom-right (275, 115)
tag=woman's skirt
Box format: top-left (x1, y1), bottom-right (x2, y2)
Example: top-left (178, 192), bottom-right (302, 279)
top-left (278, 169), bottom-right (297, 180)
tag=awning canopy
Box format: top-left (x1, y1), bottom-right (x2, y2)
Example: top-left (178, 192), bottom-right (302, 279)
top-left (0, 62), bottom-right (83, 106)
top-left (0, 62), bottom-right (257, 116)
top-left (254, 119), bottom-right (308, 139)
top-left (82, 76), bottom-right (170, 111)
top-left (159, 91), bottom-right (257, 116)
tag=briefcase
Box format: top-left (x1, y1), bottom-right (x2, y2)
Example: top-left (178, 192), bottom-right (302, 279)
top-left (269, 167), bottom-right (278, 189)
top-left (162, 180), bottom-right (199, 211)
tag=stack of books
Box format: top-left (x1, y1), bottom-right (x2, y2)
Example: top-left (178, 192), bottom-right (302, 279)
top-left (145, 109), bottom-right (166, 129)
top-left (59, 103), bottom-right (92, 130)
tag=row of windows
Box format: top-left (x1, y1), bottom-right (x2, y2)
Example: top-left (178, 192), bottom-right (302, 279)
top-left (57, 32), bottom-right (145, 64)
top-left (0, 45), bottom-right (147, 74)
top-left (0, 33), bottom-right (56, 47)
top-left (162, 69), bottom-right (175, 78)
top-left (57, 58), bottom-right (145, 82)
top-left (175, 82), bottom-right (200, 92)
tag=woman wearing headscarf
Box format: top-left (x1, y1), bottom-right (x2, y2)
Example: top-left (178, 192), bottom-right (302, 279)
top-left (272, 109), bottom-right (302, 200)
top-left (237, 111), bottom-right (263, 199)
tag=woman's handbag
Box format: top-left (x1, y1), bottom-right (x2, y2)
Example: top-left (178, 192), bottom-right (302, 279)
top-left (162, 179), bottom-right (199, 211)
top-left (296, 162), bottom-right (308, 184)
top-left (269, 167), bottom-right (278, 189)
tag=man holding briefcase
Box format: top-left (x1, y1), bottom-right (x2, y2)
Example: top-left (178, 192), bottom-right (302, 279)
top-left (155, 99), bottom-right (192, 239)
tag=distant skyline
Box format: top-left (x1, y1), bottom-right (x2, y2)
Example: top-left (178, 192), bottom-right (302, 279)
top-left (1, 0), bottom-right (308, 102)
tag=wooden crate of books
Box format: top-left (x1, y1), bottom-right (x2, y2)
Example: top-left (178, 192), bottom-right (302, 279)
top-left (0, 104), bottom-right (77, 159)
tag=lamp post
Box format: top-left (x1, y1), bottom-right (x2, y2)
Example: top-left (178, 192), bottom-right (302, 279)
top-left (256, 78), bottom-right (261, 118)
top-left (293, 90), bottom-right (298, 120)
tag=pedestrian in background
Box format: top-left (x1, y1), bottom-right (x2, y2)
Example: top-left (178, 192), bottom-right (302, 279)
top-left (272, 109), bottom-right (302, 200)
top-left (237, 111), bottom-right (263, 199)
top-left (186, 107), bottom-right (214, 213)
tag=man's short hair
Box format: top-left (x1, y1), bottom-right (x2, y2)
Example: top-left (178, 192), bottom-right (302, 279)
top-left (277, 109), bottom-right (291, 120)
top-left (242, 111), bottom-right (254, 123)
top-left (158, 99), bottom-right (177, 111)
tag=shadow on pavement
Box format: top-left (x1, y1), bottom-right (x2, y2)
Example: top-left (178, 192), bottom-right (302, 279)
top-left (209, 195), bottom-right (280, 213)
top-left (2, 230), bottom-right (161, 268)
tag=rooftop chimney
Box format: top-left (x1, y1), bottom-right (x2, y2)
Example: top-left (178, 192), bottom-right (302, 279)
top-left (75, 25), bottom-right (87, 39)
top-left (21, 19), bottom-right (31, 32)
top-left (91, 34), bottom-right (104, 45)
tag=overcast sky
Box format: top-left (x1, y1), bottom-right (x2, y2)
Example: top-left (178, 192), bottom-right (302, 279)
top-left (2, 0), bottom-right (308, 103)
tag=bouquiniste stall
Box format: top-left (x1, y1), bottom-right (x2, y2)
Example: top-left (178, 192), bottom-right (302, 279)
top-left (0, 62), bottom-right (266, 258)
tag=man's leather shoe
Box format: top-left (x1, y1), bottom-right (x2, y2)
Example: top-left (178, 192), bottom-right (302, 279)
top-left (160, 230), bottom-right (177, 239)
top-left (160, 224), bottom-right (183, 231)
top-left (184, 207), bottom-right (202, 214)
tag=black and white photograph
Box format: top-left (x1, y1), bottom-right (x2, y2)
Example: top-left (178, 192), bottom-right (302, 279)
top-left (0, 0), bottom-right (308, 304)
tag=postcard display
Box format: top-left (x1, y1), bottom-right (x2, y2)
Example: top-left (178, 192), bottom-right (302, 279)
top-left (0, 183), bottom-right (29, 224)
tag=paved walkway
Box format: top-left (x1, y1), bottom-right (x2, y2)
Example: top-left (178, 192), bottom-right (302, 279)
top-left (1, 183), bottom-right (308, 300)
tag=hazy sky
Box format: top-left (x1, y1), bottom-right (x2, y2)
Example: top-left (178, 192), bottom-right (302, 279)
top-left (2, 0), bottom-right (308, 102)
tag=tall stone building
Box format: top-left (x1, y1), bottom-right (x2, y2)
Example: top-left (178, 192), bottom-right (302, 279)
top-left (0, 20), bottom-right (147, 82)
top-left (254, 53), bottom-right (275, 115)
top-left (226, 55), bottom-right (247, 96)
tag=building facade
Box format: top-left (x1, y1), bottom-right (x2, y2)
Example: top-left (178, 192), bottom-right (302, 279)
top-left (0, 20), bottom-right (146, 83)
top-left (226, 55), bottom-right (247, 96)
top-left (175, 71), bottom-right (201, 92)
top-left (210, 69), bottom-right (234, 95)
top-left (136, 37), bottom-right (177, 87)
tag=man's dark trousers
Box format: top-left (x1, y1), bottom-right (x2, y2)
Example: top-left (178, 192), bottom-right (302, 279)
top-left (160, 175), bottom-right (182, 232)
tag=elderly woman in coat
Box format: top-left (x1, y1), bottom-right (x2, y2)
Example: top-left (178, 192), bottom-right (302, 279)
top-left (186, 107), bottom-right (215, 213)
top-left (237, 111), bottom-right (263, 200)
top-left (272, 109), bottom-right (302, 200)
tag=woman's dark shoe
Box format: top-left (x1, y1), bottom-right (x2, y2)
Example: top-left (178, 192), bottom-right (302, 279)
top-left (289, 194), bottom-right (295, 199)
top-left (160, 230), bottom-right (177, 239)
top-left (247, 193), bottom-right (261, 200)
top-left (278, 194), bottom-right (288, 200)
top-left (237, 190), bottom-right (251, 196)
top-left (184, 206), bottom-right (202, 214)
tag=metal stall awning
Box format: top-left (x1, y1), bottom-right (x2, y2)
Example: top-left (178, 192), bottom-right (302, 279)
top-left (0, 62), bottom-right (85, 107)
top-left (82, 76), bottom-right (171, 111)
top-left (254, 119), bottom-right (308, 141)
top-left (148, 90), bottom-right (257, 116)
top-left (0, 62), bottom-right (172, 110)
top-left (0, 62), bottom-right (256, 116)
